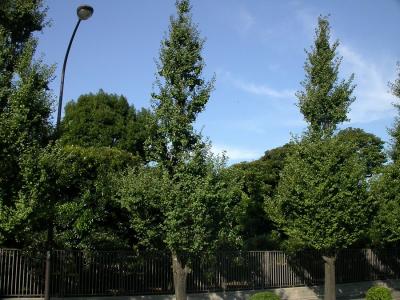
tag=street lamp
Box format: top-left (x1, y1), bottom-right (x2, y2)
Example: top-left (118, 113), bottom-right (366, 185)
top-left (45, 6), bottom-right (94, 300)
top-left (56, 4), bottom-right (94, 130)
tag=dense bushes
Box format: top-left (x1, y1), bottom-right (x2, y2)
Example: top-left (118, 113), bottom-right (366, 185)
top-left (366, 286), bottom-right (392, 300)
top-left (250, 291), bottom-right (280, 300)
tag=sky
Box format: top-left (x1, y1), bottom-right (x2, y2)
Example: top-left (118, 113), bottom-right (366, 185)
top-left (36, 0), bottom-right (400, 164)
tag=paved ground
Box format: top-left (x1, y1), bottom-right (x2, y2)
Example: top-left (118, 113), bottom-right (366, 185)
top-left (3, 280), bottom-right (400, 300)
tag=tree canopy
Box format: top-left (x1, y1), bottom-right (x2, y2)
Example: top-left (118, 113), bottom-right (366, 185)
top-left (232, 144), bottom-right (293, 249)
top-left (0, 5), bottom-right (398, 300)
top-left (336, 127), bottom-right (385, 176)
top-left (370, 161), bottom-right (400, 247)
top-left (296, 16), bottom-right (355, 136)
top-left (369, 63), bottom-right (400, 247)
top-left (270, 16), bottom-right (372, 300)
top-left (118, 1), bottom-right (244, 299)
top-left (0, 0), bottom-right (53, 247)
top-left (269, 135), bottom-right (373, 252)
top-left (18, 144), bottom-right (140, 250)
top-left (61, 90), bottom-right (153, 160)
top-left (389, 63), bottom-right (400, 161)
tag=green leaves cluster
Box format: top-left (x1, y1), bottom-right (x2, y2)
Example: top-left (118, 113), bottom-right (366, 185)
top-left (250, 291), bottom-right (281, 300)
top-left (0, 0), bottom-right (398, 273)
top-left (388, 63), bottom-right (400, 162)
top-left (118, 152), bottom-right (246, 255)
top-left (297, 16), bottom-right (355, 136)
top-left (61, 90), bottom-right (153, 160)
top-left (149, 0), bottom-right (214, 173)
top-left (365, 286), bottom-right (393, 300)
top-left (233, 144), bottom-right (293, 249)
top-left (370, 161), bottom-right (400, 246)
top-left (369, 64), bottom-right (400, 247)
top-left (0, 0), bottom-right (53, 247)
top-left (269, 135), bottom-right (373, 251)
top-left (18, 143), bottom-right (140, 250)
top-left (336, 128), bottom-right (385, 176)
top-left (268, 16), bottom-right (376, 254)
top-left (118, 0), bottom-right (245, 263)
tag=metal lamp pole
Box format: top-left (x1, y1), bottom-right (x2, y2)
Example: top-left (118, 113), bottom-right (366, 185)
top-left (44, 5), bottom-right (94, 300)
top-left (56, 5), bottom-right (94, 129)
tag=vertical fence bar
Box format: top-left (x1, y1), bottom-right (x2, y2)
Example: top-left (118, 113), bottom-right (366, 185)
top-left (0, 250), bottom-right (2, 294)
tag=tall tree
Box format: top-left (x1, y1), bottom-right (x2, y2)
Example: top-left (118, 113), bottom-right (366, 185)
top-left (148, 0), bottom-right (214, 173)
top-left (118, 1), bottom-right (245, 299)
top-left (388, 62), bottom-right (400, 161)
top-left (0, 0), bottom-right (53, 246)
top-left (60, 90), bottom-right (153, 160)
top-left (369, 62), bottom-right (400, 246)
top-left (297, 16), bottom-right (355, 136)
top-left (270, 17), bottom-right (372, 300)
top-left (235, 129), bottom-right (384, 251)
top-left (269, 135), bottom-right (373, 298)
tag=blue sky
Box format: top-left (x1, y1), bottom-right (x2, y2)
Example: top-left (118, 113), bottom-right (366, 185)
top-left (36, 0), bottom-right (400, 164)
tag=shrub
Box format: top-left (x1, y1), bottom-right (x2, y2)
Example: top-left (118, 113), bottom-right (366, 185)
top-left (250, 291), bottom-right (280, 300)
top-left (366, 286), bottom-right (392, 300)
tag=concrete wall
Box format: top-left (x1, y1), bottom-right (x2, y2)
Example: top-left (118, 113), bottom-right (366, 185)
top-left (4, 280), bottom-right (400, 300)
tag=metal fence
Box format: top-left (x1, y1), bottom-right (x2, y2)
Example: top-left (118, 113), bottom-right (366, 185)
top-left (1, 248), bottom-right (399, 297)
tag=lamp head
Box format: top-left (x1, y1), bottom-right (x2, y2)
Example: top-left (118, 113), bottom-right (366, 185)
top-left (77, 5), bottom-right (94, 20)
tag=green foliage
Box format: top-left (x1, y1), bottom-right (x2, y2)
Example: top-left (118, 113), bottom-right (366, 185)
top-left (389, 62), bottom-right (400, 99)
top-left (269, 135), bottom-right (374, 252)
top-left (119, 0), bottom-right (246, 266)
top-left (249, 291), bottom-right (280, 300)
top-left (61, 90), bottom-right (153, 160)
top-left (336, 128), bottom-right (386, 175)
top-left (14, 143), bottom-right (140, 250)
top-left (148, 0), bottom-right (214, 173)
top-left (117, 149), bottom-right (247, 255)
top-left (370, 63), bottom-right (400, 247)
top-left (235, 129), bottom-right (383, 250)
top-left (296, 16), bottom-right (355, 135)
top-left (269, 16), bottom-right (375, 255)
top-left (232, 144), bottom-right (293, 250)
top-left (0, 0), bottom-right (46, 110)
top-left (366, 286), bottom-right (392, 300)
top-left (389, 62), bottom-right (400, 161)
top-left (370, 161), bottom-right (400, 246)
top-left (0, 0), bottom-right (53, 247)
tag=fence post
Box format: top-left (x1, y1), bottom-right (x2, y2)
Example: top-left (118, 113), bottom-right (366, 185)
top-left (44, 250), bottom-right (51, 300)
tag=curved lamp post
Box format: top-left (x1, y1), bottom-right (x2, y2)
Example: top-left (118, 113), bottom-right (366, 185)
top-left (45, 6), bottom-right (94, 300)
top-left (56, 5), bottom-right (94, 130)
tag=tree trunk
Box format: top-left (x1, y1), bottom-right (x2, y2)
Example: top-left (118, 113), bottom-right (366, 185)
top-left (172, 252), bottom-right (189, 300)
top-left (322, 254), bottom-right (336, 300)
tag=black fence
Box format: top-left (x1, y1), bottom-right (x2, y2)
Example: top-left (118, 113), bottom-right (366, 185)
top-left (0, 248), bottom-right (399, 297)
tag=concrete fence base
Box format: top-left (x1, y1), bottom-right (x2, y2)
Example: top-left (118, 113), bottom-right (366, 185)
top-left (4, 280), bottom-right (400, 300)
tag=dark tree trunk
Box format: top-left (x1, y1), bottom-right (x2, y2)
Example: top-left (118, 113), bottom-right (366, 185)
top-left (172, 252), bottom-right (189, 300)
top-left (322, 254), bottom-right (336, 300)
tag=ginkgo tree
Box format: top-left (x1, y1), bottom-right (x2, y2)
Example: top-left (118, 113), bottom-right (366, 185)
top-left (370, 63), bottom-right (400, 246)
top-left (117, 1), bottom-right (246, 299)
top-left (269, 16), bottom-right (379, 300)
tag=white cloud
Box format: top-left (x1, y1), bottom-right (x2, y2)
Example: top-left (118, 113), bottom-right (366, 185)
top-left (339, 44), bottom-right (397, 124)
top-left (236, 8), bottom-right (255, 34)
top-left (221, 71), bottom-right (295, 99)
top-left (293, 5), bottom-right (316, 37)
top-left (212, 144), bottom-right (261, 162)
top-left (235, 80), bottom-right (295, 99)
